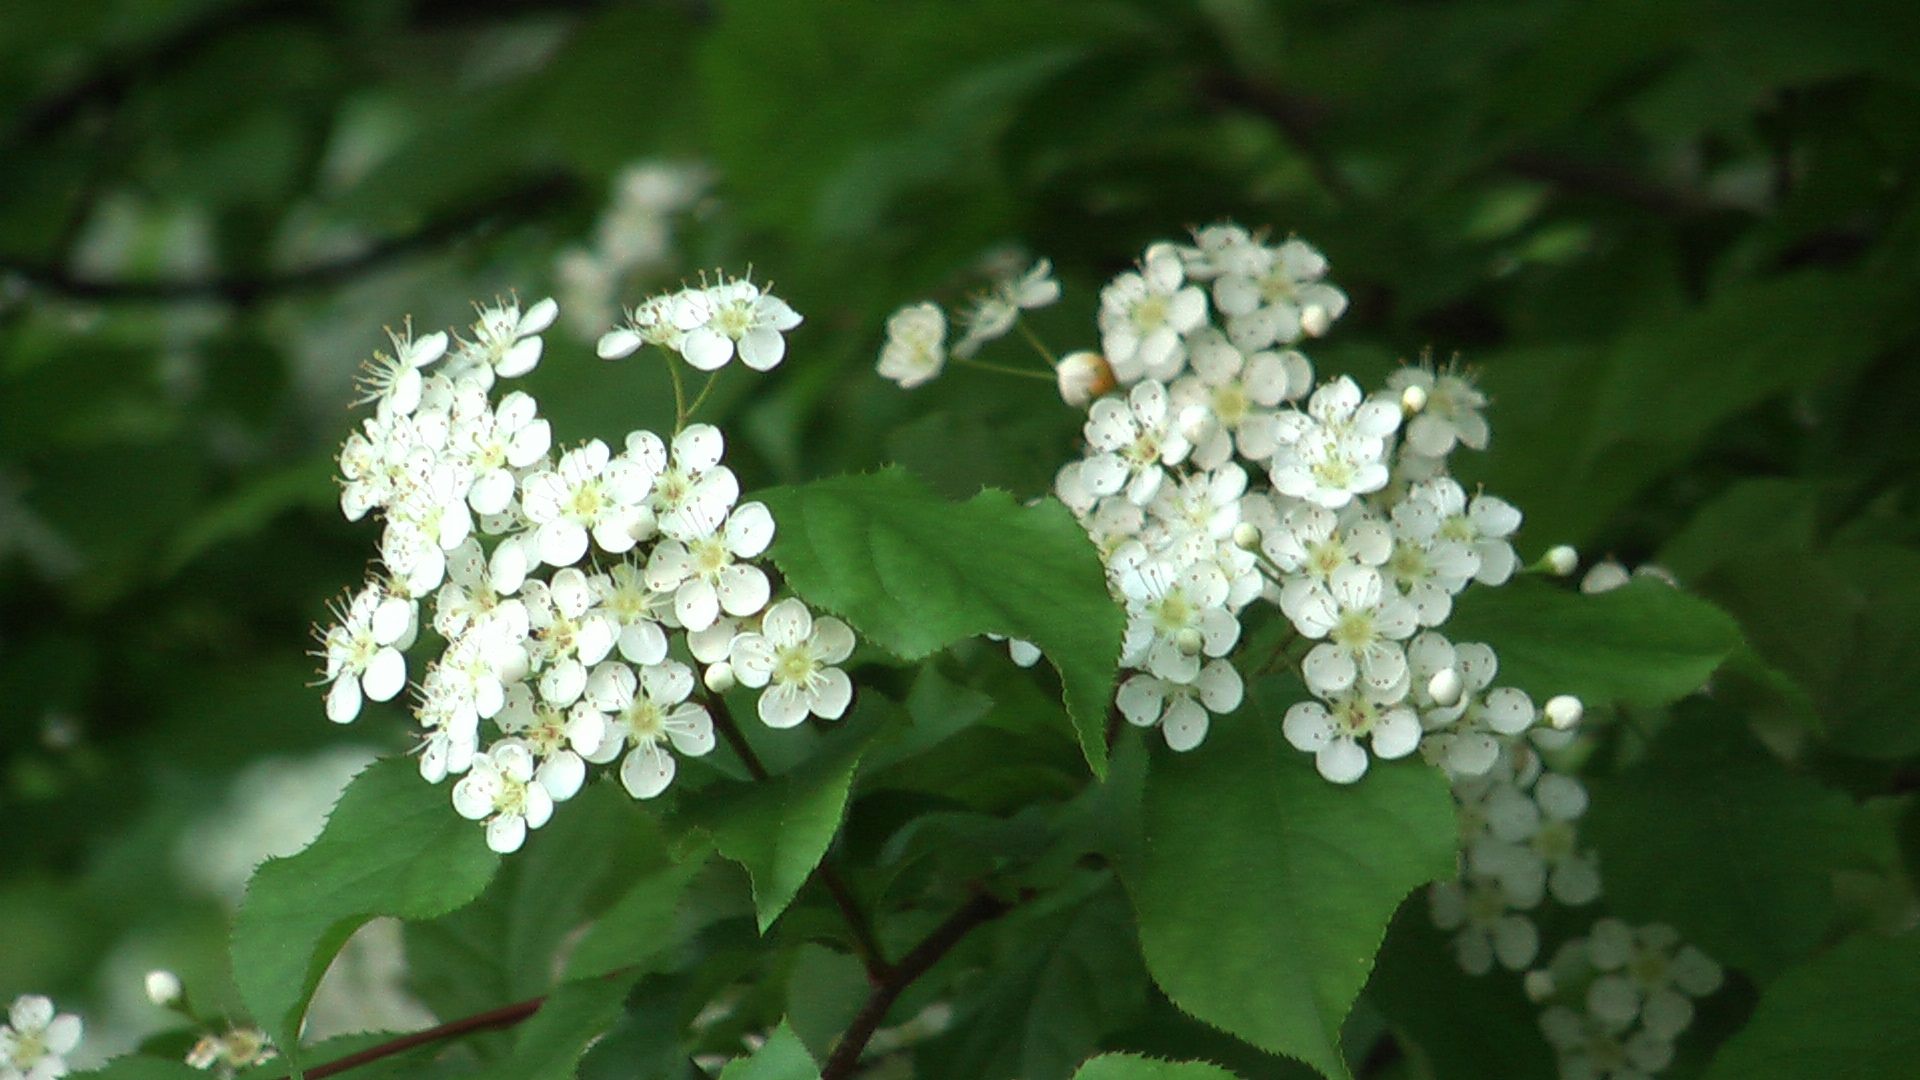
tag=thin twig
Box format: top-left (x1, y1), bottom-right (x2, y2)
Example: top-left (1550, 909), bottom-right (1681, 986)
top-left (301, 993), bottom-right (546, 1079)
top-left (820, 891), bottom-right (1012, 1080)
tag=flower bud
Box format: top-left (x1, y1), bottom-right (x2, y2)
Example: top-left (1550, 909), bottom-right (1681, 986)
top-left (1523, 970), bottom-right (1556, 1003)
top-left (704, 661), bottom-right (736, 694)
top-left (1544, 694), bottom-right (1584, 730)
top-left (1399, 383), bottom-right (1428, 415)
top-left (1427, 667), bottom-right (1464, 708)
top-left (1581, 560), bottom-right (1631, 594)
top-left (1174, 627), bottom-right (1204, 656)
top-left (1300, 304), bottom-right (1332, 338)
top-left (1056, 351), bottom-right (1116, 408)
top-left (1231, 522), bottom-right (1261, 550)
top-left (145, 969), bottom-right (182, 1007)
top-left (1543, 544), bottom-right (1578, 577)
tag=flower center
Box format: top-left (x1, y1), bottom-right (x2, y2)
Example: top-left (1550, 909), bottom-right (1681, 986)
top-left (568, 483), bottom-right (605, 521)
top-left (1133, 294), bottom-right (1169, 330)
top-left (1330, 609), bottom-right (1377, 650)
top-left (691, 536), bottom-right (731, 576)
top-left (775, 645), bottom-right (820, 686)
top-left (1332, 696), bottom-right (1380, 737)
top-left (1212, 382), bottom-right (1250, 426)
top-left (1151, 592), bottom-right (1195, 634)
top-left (624, 699), bottom-right (667, 742)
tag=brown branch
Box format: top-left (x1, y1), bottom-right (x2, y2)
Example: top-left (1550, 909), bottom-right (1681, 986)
top-left (0, 174), bottom-right (581, 305)
top-left (703, 692), bottom-right (891, 983)
top-left (301, 992), bottom-right (545, 1079)
top-left (820, 891), bottom-right (1013, 1080)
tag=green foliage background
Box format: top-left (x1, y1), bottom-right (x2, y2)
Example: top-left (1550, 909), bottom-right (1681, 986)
top-left (3, 0), bottom-right (1918, 1077)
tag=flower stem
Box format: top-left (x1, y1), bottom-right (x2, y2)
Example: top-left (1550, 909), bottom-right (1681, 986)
top-left (952, 356), bottom-right (1053, 382)
top-left (665, 352), bottom-right (689, 432)
top-left (1015, 319), bottom-right (1059, 367)
top-left (682, 369), bottom-right (723, 424)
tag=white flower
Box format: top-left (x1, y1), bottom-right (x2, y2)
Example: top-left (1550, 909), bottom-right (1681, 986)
top-left (729, 598), bottom-right (856, 728)
top-left (381, 459), bottom-right (476, 594)
top-left (876, 302), bottom-right (947, 389)
top-left (449, 387), bottom-right (551, 515)
top-left (1115, 549), bottom-right (1241, 683)
top-left (1283, 689), bottom-right (1421, 782)
top-left (1116, 661), bottom-right (1242, 751)
top-left (675, 277), bottom-right (803, 371)
top-left (184, 1025), bottom-right (277, 1075)
top-left (1173, 334), bottom-right (1310, 467)
top-left (644, 501), bottom-right (775, 632)
top-left (449, 297), bottom-right (557, 387)
top-left (1582, 560), bottom-right (1633, 594)
top-left (1211, 237), bottom-right (1348, 350)
top-left (523, 570), bottom-right (616, 705)
top-left (1429, 878), bottom-right (1539, 975)
top-left (1266, 377), bottom-right (1400, 509)
top-left (951, 258), bottom-right (1058, 359)
top-left (1423, 684), bottom-right (1535, 778)
top-left (1384, 484), bottom-right (1485, 625)
top-left (1080, 380), bottom-right (1198, 505)
top-left (1585, 920), bottom-right (1722, 1040)
top-left (1399, 478), bottom-right (1522, 587)
top-left (0, 995), bottom-right (81, 1080)
top-left (495, 684), bottom-right (602, 802)
top-left (144, 970), bottom-right (183, 1007)
top-left (519, 439), bottom-right (656, 566)
top-left (591, 561), bottom-right (673, 665)
top-left (1389, 363), bottom-right (1489, 458)
top-left (453, 741), bottom-right (554, 853)
top-left (1279, 564), bottom-right (1417, 697)
top-left (582, 660), bottom-right (715, 797)
top-left (356, 321), bottom-right (448, 416)
top-left (318, 583), bottom-right (415, 722)
top-left (1260, 502), bottom-right (1391, 582)
top-left (628, 425), bottom-right (740, 541)
top-left (1099, 243), bottom-right (1208, 383)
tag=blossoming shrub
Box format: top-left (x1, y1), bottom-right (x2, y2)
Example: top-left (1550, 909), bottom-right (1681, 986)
top-left (55, 227), bottom-right (1906, 1080)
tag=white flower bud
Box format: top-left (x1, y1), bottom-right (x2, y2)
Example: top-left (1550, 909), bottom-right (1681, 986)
top-left (1427, 667), bottom-right (1464, 708)
top-left (1300, 304), bottom-right (1332, 338)
top-left (1523, 970), bottom-right (1556, 1003)
top-left (145, 969), bottom-right (182, 1007)
top-left (1544, 694), bottom-right (1584, 730)
top-left (1056, 351), bottom-right (1116, 408)
top-left (1174, 627), bottom-right (1204, 656)
top-left (1232, 522), bottom-right (1261, 549)
top-left (1581, 560), bottom-right (1631, 594)
top-left (1399, 383), bottom-right (1428, 415)
top-left (703, 661), bottom-right (736, 694)
top-left (1543, 544), bottom-right (1578, 577)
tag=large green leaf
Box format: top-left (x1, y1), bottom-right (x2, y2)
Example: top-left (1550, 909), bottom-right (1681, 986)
top-left (1703, 932), bottom-right (1920, 1080)
top-left (231, 757), bottom-right (499, 1063)
top-left (719, 1021), bottom-right (822, 1080)
top-left (467, 977), bottom-right (634, 1080)
top-left (565, 855), bottom-right (710, 982)
top-left (1444, 577), bottom-right (1742, 709)
top-left (759, 467), bottom-right (1124, 776)
top-left (1120, 680), bottom-right (1458, 1080)
top-left (1585, 710), bottom-right (1887, 980)
top-left (1072, 1054), bottom-right (1244, 1080)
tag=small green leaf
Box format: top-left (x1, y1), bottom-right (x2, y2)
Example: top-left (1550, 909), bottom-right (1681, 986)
top-left (720, 1020), bottom-right (821, 1080)
top-left (759, 467), bottom-right (1124, 776)
top-left (1071, 1053), bottom-right (1244, 1080)
top-left (565, 855), bottom-right (709, 981)
top-left (1121, 680), bottom-right (1458, 1080)
top-left (678, 721), bottom-right (871, 931)
top-left (1703, 932), bottom-right (1920, 1080)
top-left (231, 757), bottom-right (499, 1062)
top-left (1444, 578), bottom-right (1742, 709)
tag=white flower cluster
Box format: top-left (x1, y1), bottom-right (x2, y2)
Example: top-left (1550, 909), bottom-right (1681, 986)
top-left (875, 257), bottom-right (1060, 389)
top-left (1027, 225), bottom-right (1532, 780)
top-left (1, 995), bottom-right (81, 1080)
top-left (596, 272), bottom-right (803, 373)
top-left (320, 288), bottom-right (849, 854)
top-left (185, 1026), bottom-right (276, 1078)
top-left (556, 161), bottom-right (710, 337)
top-left (1527, 920), bottom-right (1724, 1080)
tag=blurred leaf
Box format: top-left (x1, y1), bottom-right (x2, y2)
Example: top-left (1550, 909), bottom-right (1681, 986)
top-left (466, 976), bottom-right (633, 1080)
top-left (1703, 931), bottom-right (1920, 1080)
top-left (1071, 1052), bottom-right (1244, 1080)
top-left (565, 855), bottom-right (709, 982)
top-left (1366, 911), bottom-right (1557, 1079)
top-left (718, 1021), bottom-right (820, 1080)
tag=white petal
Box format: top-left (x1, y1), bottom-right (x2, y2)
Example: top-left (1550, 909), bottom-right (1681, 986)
top-left (621, 742), bottom-right (676, 798)
top-left (725, 502), bottom-right (776, 557)
top-left (362, 647), bottom-right (407, 702)
top-left (1316, 739), bottom-right (1369, 783)
top-left (487, 813), bottom-right (528, 853)
top-left (811, 667), bottom-right (853, 720)
top-left (716, 564), bottom-right (771, 617)
top-left (758, 682), bottom-right (812, 728)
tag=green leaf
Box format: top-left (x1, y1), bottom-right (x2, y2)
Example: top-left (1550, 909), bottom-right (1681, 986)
top-left (1366, 912), bottom-right (1556, 1080)
top-left (1585, 710), bottom-right (1887, 980)
top-left (1071, 1053), bottom-right (1244, 1080)
top-left (719, 1020), bottom-right (821, 1080)
top-left (1444, 578), bottom-right (1742, 710)
top-left (1703, 932), bottom-right (1920, 1080)
top-left (759, 467), bottom-right (1124, 776)
top-left (923, 874), bottom-right (1149, 1080)
top-left (565, 855), bottom-right (710, 982)
top-left (677, 719), bottom-right (872, 931)
top-left (70, 1061), bottom-right (205, 1080)
top-left (231, 758), bottom-right (499, 1062)
top-left (1121, 680), bottom-right (1458, 1080)
top-left (466, 977), bottom-right (634, 1080)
